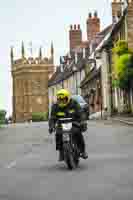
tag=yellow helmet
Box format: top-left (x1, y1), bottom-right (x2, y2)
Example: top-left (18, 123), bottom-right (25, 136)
top-left (56, 89), bottom-right (71, 107)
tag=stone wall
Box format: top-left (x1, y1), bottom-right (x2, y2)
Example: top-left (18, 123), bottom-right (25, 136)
top-left (12, 59), bottom-right (54, 122)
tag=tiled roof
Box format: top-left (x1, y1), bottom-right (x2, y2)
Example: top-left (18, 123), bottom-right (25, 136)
top-left (90, 24), bottom-right (113, 52)
top-left (97, 9), bottom-right (127, 50)
top-left (79, 25), bottom-right (113, 88)
top-left (48, 22), bottom-right (114, 88)
top-left (48, 58), bottom-right (87, 87)
top-left (80, 9), bottom-right (127, 88)
top-left (97, 24), bottom-right (113, 37)
top-left (80, 67), bottom-right (101, 88)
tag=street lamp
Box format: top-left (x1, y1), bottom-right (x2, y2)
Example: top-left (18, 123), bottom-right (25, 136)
top-left (72, 65), bottom-right (78, 94)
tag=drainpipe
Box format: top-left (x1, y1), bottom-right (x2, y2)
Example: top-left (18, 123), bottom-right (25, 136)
top-left (106, 46), bottom-right (113, 117)
top-left (100, 69), bottom-right (103, 119)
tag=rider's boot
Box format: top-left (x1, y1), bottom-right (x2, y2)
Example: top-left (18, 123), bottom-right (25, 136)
top-left (80, 151), bottom-right (88, 159)
top-left (58, 150), bottom-right (64, 161)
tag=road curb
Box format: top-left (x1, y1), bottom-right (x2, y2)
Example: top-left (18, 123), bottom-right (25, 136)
top-left (112, 118), bottom-right (133, 126)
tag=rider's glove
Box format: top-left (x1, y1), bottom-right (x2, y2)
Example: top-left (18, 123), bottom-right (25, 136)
top-left (49, 127), bottom-right (53, 134)
top-left (48, 123), bottom-right (55, 134)
top-left (80, 122), bottom-right (87, 132)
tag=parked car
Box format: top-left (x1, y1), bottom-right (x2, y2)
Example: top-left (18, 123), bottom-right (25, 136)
top-left (72, 95), bottom-right (89, 120)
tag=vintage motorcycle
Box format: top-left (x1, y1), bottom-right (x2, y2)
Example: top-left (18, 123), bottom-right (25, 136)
top-left (55, 118), bottom-right (81, 170)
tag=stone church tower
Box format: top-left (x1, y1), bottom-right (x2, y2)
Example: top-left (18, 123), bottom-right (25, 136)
top-left (11, 42), bottom-right (55, 122)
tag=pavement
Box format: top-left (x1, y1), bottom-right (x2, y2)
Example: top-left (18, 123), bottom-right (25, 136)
top-left (111, 115), bottom-right (133, 126)
top-left (0, 121), bottom-right (133, 199)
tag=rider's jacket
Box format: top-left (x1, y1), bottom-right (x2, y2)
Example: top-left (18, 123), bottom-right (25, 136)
top-left (49, 98), bottom-right (82, 128)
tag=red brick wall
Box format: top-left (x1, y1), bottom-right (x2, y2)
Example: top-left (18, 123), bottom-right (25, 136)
top-left (69, 24), bottom-right (82, 51)
top-left (86, 12), bottom-right (100, 41)
top-left (111, 0), bottom-right (124, 20)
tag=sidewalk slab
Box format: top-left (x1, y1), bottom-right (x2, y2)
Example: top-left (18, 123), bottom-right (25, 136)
top-left (111, 117), bottom-right (133, 126)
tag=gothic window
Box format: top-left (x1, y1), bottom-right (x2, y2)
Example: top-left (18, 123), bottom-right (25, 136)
top-left (24, 80), bottom-right (28, 95)
top-left (32, 79), bottom-right (41, 95)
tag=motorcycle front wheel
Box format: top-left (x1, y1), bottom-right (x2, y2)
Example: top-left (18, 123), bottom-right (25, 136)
top-left (63, 143), bottom-right (79, 170)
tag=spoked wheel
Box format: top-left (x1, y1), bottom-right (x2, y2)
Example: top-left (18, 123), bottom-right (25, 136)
top-left (66, 153), bottom-right (76, 170)
top-left (63, 143), bottom-right (80, 170)
top-left (73, 143), bottom-right (80, 167)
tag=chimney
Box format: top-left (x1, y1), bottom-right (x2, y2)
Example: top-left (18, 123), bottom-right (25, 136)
top-left (86, 11), bottom-right (100, 41)
top-left (112, 0), bottom-right (124, 23)
top-left (69, 24), bottom-right (82, 52)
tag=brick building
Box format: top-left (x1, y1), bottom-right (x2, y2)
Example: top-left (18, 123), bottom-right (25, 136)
top-left (11, 42), bottom-right (55, 122)
top-left (48, 11), bottom-right (103, 115)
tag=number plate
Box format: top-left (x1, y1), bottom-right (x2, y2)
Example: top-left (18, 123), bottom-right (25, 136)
top-left (63, 133), bottom-right (69, 141)
top-left (62, 123), bottom-right (72, 131)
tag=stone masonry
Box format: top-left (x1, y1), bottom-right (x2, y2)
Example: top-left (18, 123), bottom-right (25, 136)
top-left (11, 42), bottom-right (55, 122)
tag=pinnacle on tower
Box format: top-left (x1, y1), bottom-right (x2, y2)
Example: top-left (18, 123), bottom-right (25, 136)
top-left (51, 41), bottom-right (54, 56)
top-left (89, 12), bottom-right (92, 18)
top-left (21, 41), bottom-right (25, 58)
top-left (50, 41), bottom-right (54, 64)
top-left (10, 46), bottom-right (14, 64)
top-left (94, 10), bottom-right (98, 18)
top-left (39, 46), bottom-right (42, 59)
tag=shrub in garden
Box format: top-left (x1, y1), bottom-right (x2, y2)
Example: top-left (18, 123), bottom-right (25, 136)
top-left (0, 110), bottom-right (6, 125)
top-left (32, 112), bottom-right (48, 122)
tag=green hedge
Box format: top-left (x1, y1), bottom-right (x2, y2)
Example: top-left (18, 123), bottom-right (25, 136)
top-left (0, 110), bottom-right (6, 125)
top-left (32, 112), bottom-right (48, 122)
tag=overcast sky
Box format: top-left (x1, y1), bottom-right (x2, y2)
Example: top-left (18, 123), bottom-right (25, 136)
top-left (0, 0), bottom-right (112, 116)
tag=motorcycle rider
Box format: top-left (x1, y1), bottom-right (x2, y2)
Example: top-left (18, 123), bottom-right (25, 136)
top-left (48, 89), bottom-right (88, 161)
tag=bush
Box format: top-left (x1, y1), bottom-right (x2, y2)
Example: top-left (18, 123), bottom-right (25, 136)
top-left (0, 119), bottom-right (6, 124)
top-left (119, 104), bottom-right (132, 115)
top-left (0, 110), bottom-right (6, 125)
top-left (112, 107), bottom-right (118, 114)
top-left (32, 112), bottom-right (48, 122)
top-left (113, 40), bottom-right (129, 56)
top-left (112, 40), bottom-right (133, 90)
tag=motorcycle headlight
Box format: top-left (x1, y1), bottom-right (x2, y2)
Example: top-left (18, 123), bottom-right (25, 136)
top-left (62, 123), bottom-right (72, 131)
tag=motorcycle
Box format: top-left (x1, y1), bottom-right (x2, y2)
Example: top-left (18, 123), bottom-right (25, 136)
top-left (55, 118), bottom-right (80, 170)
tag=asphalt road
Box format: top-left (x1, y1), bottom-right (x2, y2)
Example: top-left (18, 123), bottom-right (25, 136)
top-left (0, 120), bottom-right (133, 200)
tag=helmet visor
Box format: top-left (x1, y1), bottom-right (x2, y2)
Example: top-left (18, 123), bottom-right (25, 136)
top-left (57, 96), bottom-right (68, 106)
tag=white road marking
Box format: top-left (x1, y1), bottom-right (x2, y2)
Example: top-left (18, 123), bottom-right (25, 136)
top-left (6, 161), bottom-right (17, 169)
top-left (5, 152), bottom-right (33, 169)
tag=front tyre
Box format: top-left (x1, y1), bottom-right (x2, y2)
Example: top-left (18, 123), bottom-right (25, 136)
top-left (63, 143), bottom-right (76, 170)
top-left (73, 143), bottom-right (80, 167)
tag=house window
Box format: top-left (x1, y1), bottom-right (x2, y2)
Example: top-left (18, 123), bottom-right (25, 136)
top-left (119, 23), bottom-right (126, 40)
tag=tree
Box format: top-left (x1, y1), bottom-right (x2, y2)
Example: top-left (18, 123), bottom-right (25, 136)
top-left (112, 40), bottom-right (133, 112)
top-left (113, 40), bottom-right (129, 56)
top-left (32, 112), bottom-right (48, 122)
